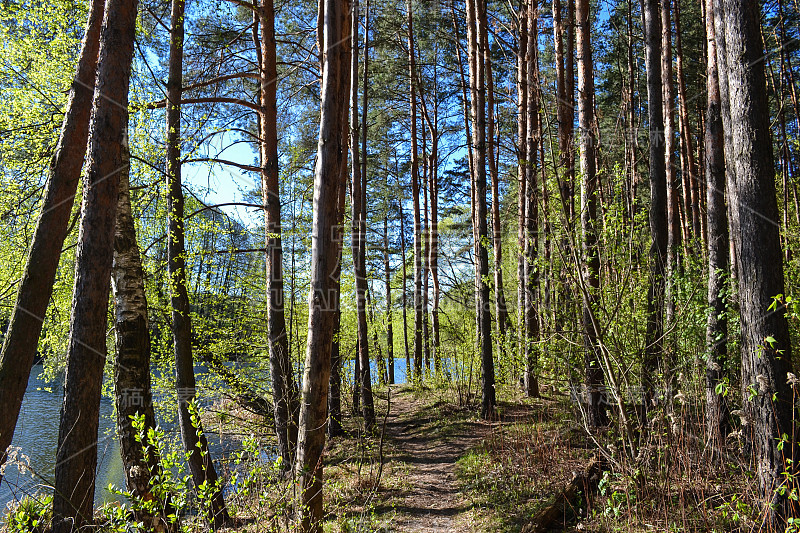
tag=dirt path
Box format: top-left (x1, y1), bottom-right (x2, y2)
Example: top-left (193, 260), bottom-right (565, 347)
top-left (379, 387), bottom-right (489, 533)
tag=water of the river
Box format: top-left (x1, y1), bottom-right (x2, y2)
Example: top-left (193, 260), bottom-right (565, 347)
top-left (0, 358), bottom-right (413, 513)
top-left (0, 367), bottom-right (124, 512)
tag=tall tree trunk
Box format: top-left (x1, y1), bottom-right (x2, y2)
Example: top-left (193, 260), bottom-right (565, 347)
top-left (294, 0), bottom-right (351, 526)
top-left (51, 0), bottom-right (137, 529)
top-left (421, 116), bottom-right (431, 376)
top-left (661, 0), bottom-right (679, 398)
top-left (553, 0), bottom-right (567, 213)
top-left (779, 0), bottom-right (796, 260)
top-left (328, 245), bottom-right (345, 439)
top-left (429, 106), bottom-right (441, 377)
top-left (517, 1), bottom-right (527, 371)
top-left (523, 0), bottom-right (540, 398)
top-left (718, 0), bottom-right (795, 521)
top-left (451, 0), bottom-right (476, 217)
top-left (0, 0), bottom-right (104, 481)
top-left (674, 0), bottom-right (702, 245)
top-left (577, 0), bottom-right (608, 429)
top-left (661, 0), bottom-right (677, 247)
top-left (352, 340), bottom-right (361, 411)
top-left (776, 64), bottom-right (792, 261)
top-left (450, 0), bottom-right (475, 196)
top-left (328, 44), bottom-right (349, 432)
top-left (467, 0), bottom-right (480, 380)
top-left (451, 0), bottom-right (481, 383)
top-left (351, 0), bottom-right (375, 429)
top-left (626, 0), bottom-right (639, 219)
top-left (642, 0), bottom-right (668, 413)
top-left (703, 0), bottom-right (729, 455)
top-left (710, 0), bottom-right (737, 290)
top-left (363, 1), bottom-right (383, 385)
top-left (553, 0), bottom-right (578, 272)
top-left (165, 0), bottom-right (228, 526)
top-left (407, 0), bottom-right (423, 382)
top-left (780, 15), bottom-right (800, 233)
top-left (467, 0), bottom-right (496, 418)
top-left (539, 101), bottom-right (552, 339)
top-left (384, 213), bottom-right (395, 384)
top-left (257, 0), bottom-right (298, 470)
top-left (112, 128), bottom-right (160, 513)
top-left (397, 172), bottom-right (411, 380)
top-left (565, 0), bottom-right (576, 222)
top-left (484, 28), bottom-right (510, 350)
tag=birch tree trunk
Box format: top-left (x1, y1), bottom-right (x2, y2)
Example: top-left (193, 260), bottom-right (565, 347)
top-left (112, 128), bottom-right (160, 515)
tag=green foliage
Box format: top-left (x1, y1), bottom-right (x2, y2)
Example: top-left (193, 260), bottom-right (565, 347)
top-left (0, 0), bottom-right (85, 372)
top-left (716, 494), bottom-right (754, 528)
top-left (106, 406), bottom-right (242, 531)
top-left (108, 413), bottom-right (190, 530)
top-left (4, 493), bottom-right (52, 533)
top-left (597, 471), bottom-right (636, 518)
top-left (0, 0), bottom-right (85, 167)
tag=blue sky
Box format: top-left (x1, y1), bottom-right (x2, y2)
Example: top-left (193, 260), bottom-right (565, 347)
top-left (185, 133), bottom-right (264, 228)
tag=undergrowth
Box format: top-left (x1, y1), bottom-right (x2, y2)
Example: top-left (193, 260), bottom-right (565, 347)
top-left (2, 381), bottom-right (785, 533)
top-left (450, 382), bottom-right (784, 533)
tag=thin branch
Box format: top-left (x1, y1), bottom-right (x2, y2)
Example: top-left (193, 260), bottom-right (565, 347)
top-left (187, 202), bottom-right (264, 219)
top-left (184, 157), bottom-right (261, 173)
top-left (138, 97), bottom-right (262, 113)
top-left (182, 72), bottom-right (260, 92)
top-left (211, 248), bottom-right (268, 254)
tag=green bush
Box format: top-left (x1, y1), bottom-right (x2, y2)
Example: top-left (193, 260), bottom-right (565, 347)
top-left (5, 493), bottom-right (52, 533)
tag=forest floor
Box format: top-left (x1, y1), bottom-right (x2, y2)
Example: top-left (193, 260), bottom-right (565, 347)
top-left (0, 381), bottom-right (755, 532)
top-left (198, 383), bottom-right (755, 533)
top-left (319, 384), bottom-right (594, 533)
